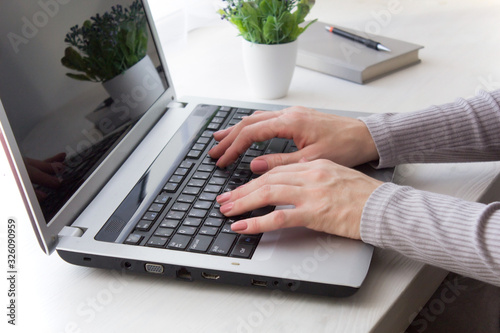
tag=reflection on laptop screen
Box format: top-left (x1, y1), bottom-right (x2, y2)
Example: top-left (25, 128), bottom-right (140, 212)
top-left (0, 0), bottom-right (168, 222)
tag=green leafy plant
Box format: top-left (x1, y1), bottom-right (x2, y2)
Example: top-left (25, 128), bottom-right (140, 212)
top-left (61, 0), bottom-right (148, 82)
top-left (218, 0), bottom-right (316, 44)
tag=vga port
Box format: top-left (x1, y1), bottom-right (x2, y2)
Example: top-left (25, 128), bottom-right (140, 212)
top-left (145, 263), bottom-right (164, 274)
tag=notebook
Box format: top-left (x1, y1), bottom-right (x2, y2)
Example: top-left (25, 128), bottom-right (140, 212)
top-left (0, 0), bottom-right (393, 297)
top-left (297, 21), bottom-right (423, 84)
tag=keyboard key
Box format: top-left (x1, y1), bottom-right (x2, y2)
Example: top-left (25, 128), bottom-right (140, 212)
top-left (238, 235), bottom-right (260, 245)
top-left (166, 210), bottom-right (185, 220)
top-left (154, 228), bottom-right (174, 237)
top-left (213, 169), bottom-right (231, 178)
top-left (233, 170), bottom-right (252, 178)
top-left (198, 164), bottom-right (215, 173)
top-left (154, 193), bottom-right (171, 204)
top-left (199, 192), bottom-right (217, 201)
top-left (265, 138), bottom-right (287, 154)
top-left (188, 208), bottom-right (207, 219)
top-left (177, 226), bottom-right (197, 236)
top-left (143, 211), bottom-right (159, 221)
top-left (236, 108), bottom-right (253, 115)
top-left (201, 130), bottom-right (214, 138)
top-left (193, 171), bottom-right (211, 180)
top-left (164, 182), bottom-right (179, 193)
top-left (204, 217), bottom-right (223, 227)
top-left (147, 236), bottom-right (168, 248)
top-left (183, 217), bottom-right (202, 227)
top-left (177, 194), bottom-right (196, 203)
top-left (207, 123), bottom-right (221, 130)
top-left (160, 219), bottom-right (180, 228)
top-left (209, 177), bottom-right (226, 186)
top-left (230, 244), bottom-right (254, 258)
top-left (205, 185), bottom-right (222, 193)
top-left (203, 157), bottom-right (217, 165)
top-left (174, 168), bottom-right (189, 176)
top-left (148, 203), bottom-right (164, 213)
top-left (124, 233), bottom-right (143, 245)
top-left (199, 226), bottom-right (218, 236)
top-left (212, 117), bottom-right (225, 124)
top-left (192, 143), bottom-right (205, 151)
top-left (171, 202), bottom-right (190, 212)
top-left (167, 234), bottom-right (191, 250)
top-left (197, 137), bottom-right (210, 145)
top-left (187, 179), bottom-right (206, 187)
top-left (180, 160), bottom-right (194, 169)
top-left (183, 187), bottom-right (201, 196)
top-left (209, 233), bottom-right (237, 255)
top-left (169, 175), bottom-right (184, 183)
top-left (194, 200), bottom-right (212, 210)
top-left (245, 149), bottom-right (262, 157)
top-left (189, 235), bottom-right (214, 253)
top-left (187, 150), bottom-right (202, 159)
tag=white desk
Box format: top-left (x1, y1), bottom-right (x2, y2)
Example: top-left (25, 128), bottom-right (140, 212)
top-left (2, 1), bottom-right (500, 332)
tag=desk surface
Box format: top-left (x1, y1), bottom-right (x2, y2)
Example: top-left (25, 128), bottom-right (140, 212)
top-left (2, 0), bottom-right (500, 332)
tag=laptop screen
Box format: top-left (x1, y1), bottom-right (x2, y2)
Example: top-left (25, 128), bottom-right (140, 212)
top-left (0, 0), bottom-right (168, 223)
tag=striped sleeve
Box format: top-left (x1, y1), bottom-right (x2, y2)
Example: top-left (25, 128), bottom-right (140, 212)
top-left (361, 183), bottom-right (500, 286)
top-left (359, 90), bottom-right (500, 286)
top-left (360, 90), bottom-right (500, 168)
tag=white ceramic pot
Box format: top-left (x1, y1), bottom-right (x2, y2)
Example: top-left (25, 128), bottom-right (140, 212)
top-left (242, 39), bottom-right (298, 99)
top-left (102, 54), bottom-right (164, 121)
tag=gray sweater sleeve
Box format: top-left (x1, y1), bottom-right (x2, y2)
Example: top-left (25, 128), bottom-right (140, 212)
top-left (359, 90), bottom-right (500, 286)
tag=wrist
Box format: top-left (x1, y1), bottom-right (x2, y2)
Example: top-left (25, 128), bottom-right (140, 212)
top-left (355, 119), bottom-right (380, 165)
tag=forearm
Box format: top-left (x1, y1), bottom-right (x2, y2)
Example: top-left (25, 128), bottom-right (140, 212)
top-left (361, 183), bottom-right (500, 286)
top-left (360, 90), bottom-right (500, 168)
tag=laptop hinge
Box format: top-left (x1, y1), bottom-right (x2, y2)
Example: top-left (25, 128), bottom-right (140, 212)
top-left (167, 100), bottom-right (186, 109)
top-left (58, 226), bottom-right (85, 239)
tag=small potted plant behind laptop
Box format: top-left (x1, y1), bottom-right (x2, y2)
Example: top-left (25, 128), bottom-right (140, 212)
top-left (219, 0), bottom-right (317, 99)
top-left (61, 0), bottom-right (163, 122)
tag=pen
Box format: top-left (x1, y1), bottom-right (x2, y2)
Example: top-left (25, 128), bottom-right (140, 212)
top-left (325, 26), bottom-right (391, 52)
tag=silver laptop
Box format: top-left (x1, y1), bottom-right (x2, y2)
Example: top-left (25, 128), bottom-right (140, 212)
top-left (0, 0), bottom-right (392, 297)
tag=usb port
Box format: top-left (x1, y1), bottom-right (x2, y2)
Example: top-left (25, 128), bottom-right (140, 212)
top-left (251, 279), bottom-right (268, 287)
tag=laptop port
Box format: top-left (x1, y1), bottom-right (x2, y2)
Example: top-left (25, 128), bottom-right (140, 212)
top-left (176, 267), bottom-right (192, 281)
top-left (201, 272), bottom-right (220, 280)
top-left (145, 263), bottom-right (164, 274)
top-left (251, 279), bottom-right (268, 287)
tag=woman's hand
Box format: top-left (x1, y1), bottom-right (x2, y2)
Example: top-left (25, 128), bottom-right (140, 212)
top-left (217, 159), bottom-right (383, 239)
top-left (208, 106), bottom-right (379, 173)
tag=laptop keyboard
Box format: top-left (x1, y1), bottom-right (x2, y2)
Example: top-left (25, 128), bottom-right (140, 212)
top-left (123, 105), bottom-right (296, 259)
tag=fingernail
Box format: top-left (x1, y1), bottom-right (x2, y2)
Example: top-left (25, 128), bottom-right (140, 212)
top-left (217, 192), bottom-right (231, 204)
top-left (220, 202), bottom-right (234, 214)
top-left (251, 159), bottom-right (268, 173)
top-left (231, 221), bottom-right (248, 232)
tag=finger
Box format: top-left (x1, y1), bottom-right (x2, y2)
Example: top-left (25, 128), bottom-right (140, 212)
top-left (217, 165), bottom-right (312, 204)
top-left (249, 149), bottom-right (309, 173)
top-left (220, 184), bottom-right (302, 217)
top-left (231, 209), bottom-right (304, 234)
top-left (209, 111), bottom-right (279, 159)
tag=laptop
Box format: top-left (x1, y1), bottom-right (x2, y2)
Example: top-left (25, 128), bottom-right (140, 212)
top-left (0, 0), bottom-right (393, 297)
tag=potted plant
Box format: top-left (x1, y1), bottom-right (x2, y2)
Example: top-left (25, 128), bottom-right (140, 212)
top-left (219, 0), bottom-right (316, 99)
top-left (61, 0), bottom-right (163, 121)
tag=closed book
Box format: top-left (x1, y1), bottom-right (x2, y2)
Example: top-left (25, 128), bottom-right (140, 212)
top-left (297, 21), bottom-right (423, 84)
